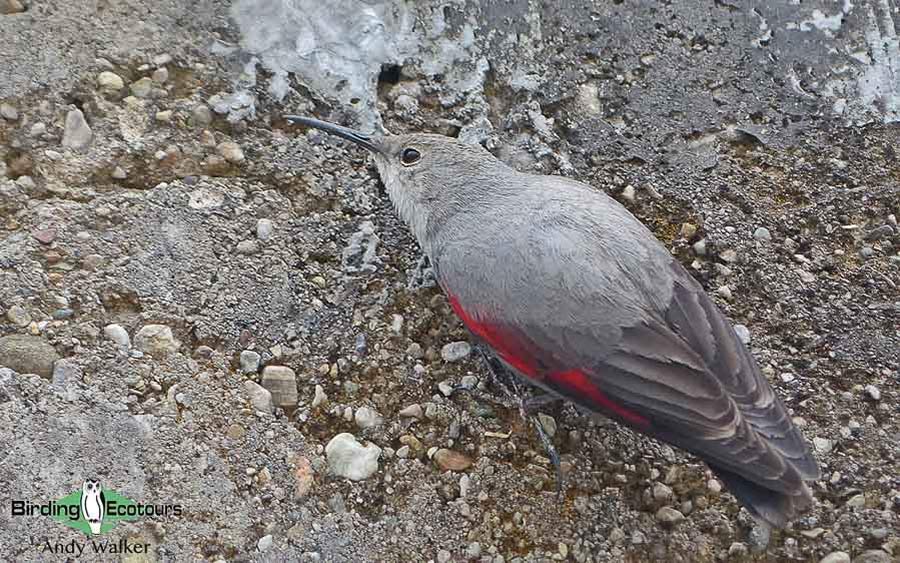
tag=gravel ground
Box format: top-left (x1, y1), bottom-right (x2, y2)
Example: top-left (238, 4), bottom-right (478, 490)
top-left (0, 1), bottom-right (898, 562)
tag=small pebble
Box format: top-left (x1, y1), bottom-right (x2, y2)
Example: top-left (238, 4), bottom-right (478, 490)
top-left (354, 406), bottom-right (383, 429)
top-left (104, 324), bottom-right (130, 347)
top-left (813, 437), bottom-right (832, 454)
top-left (97, 71), bottom-right (125, 92)
top-left (217, 141), bottom-right (245, 164)
top-left (0, 102), bottom-right (18, 121)
top-left (864, 384), bottom-right (881, 401)
top-left (257, 535), bottom-right (273, 552)
top-left (325, 433), bottom-right (381, 481)
top-left (261, 366), bottom-right (298, 408)
top-left (733, 324), bottom-right (751, 345)
top-left (621, 185), bottom-right (636, 202)
top-left (152, 67), bottom-right (169, 84)
top-left (0, 335), bottom-right (60, 379)
top-left (256, 218), bottom-right (274, 241)
top-left (441, 341), bottom-right (471, 362)
top-left (716, 285), bottom-right (733, 300)
top-left (433, 449), bottom-right (473, 471)
top-left (191, 105), bottom-right (214, 126)
top-left (538, 413), bottom-right (557, 438)
top-left (133, 324), bottom-right (180, 357)
top-left (818, 552), bottom-right (850, 563)
top-left (399, 404), bottom-right (423, 418)
top-left (692, 239), bottom-right (707, 256)
top-left (680, 223), bottom-right (697, 239)
top-left (753, 227), bottom-right (772, 242)
top-left (61, 109), bottom-right (93, 151)
top-left (655, 506), bottom-right (685, 527)
top-left (6, 305), bottom-right (31, 327)
top-left (236, 240), bottom-right (258, 254)
top-left (728, 542), bottom-right (748, 557)
top-left (311, 385), bottom-right (328, 408)
top-left (32, 228), bottom-right (57, 245)
top-left (243, 381), bottom-right (274, 413)
top-left (130, 77), bottom-right (154, 98)
top-left (0, 0), bottom-right (25, 14)
top-left (111, 166), bottom-right (127, 179)
top-left (466, 542), bottom-right (482, 559)
top-left (240, 350), bottom-right (261, 374)
top-left (720, 249), bottom-right (738, 263)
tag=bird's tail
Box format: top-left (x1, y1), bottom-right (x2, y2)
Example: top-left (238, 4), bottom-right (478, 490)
top-left (709, 464), bottom-right (814, 528)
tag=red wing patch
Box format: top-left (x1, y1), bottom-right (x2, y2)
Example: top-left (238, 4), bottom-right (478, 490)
top-left (547, 369), bottom-right (649, 427)
top-left (447, 294), bottom-right (540, 378)
top-left (446, 293), bottom-right (648, 428)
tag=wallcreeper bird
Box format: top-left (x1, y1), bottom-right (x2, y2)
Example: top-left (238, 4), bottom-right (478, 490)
top-left (286, 115), bottom-right (819, 527)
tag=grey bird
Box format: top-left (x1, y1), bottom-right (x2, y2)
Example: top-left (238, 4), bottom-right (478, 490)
top-left (286, 115), bottom-right (820, 527)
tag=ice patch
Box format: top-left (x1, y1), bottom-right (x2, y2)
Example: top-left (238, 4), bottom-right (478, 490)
top-left (230, 1), bottom-right (487, 129)
top-left (855, 0), bottom-right (900, 122)
top-left (231, 0), bottom-right (417, 128)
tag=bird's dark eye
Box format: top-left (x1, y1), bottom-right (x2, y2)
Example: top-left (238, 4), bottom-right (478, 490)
top-left (400, 147), bottom-right (421, 166)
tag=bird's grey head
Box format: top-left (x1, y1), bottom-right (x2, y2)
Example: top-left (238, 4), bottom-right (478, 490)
top-left (286, 116), bottom-right (507, 252)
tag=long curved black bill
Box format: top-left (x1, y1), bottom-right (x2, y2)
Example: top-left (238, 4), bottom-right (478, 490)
top-left (284, 115), bottom-right (380, 154)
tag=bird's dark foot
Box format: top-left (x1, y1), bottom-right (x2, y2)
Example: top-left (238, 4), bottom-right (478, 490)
top-left (528, 406), bottom-right (564, 500)
top-left (475, 346), bottom-right (565, 498)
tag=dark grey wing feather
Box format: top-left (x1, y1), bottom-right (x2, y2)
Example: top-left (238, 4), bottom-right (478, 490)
top-left (662, 263), bottom-right (820, 479)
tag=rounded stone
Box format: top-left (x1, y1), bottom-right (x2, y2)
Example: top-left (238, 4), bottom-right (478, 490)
top-left (655, 506), bottom-right (685, 527)
top-left (0, 335), bottom-right (60, 379)
top-left (354, 406), bottom-right (383, 429)
top-left (441, 341), bottom-right (471, 362)
top-left (97, 71), bottom-right (125, 91)
top-left (243, 380), bottom-right (274, 413)
top-left (217, 141), bottom-right (245, 164)
top-left (325, 433), bottom-right (381, 481)
top-left (433, 449), bottom-right (473, 472)
top-left (133, 324), bottom-right (180, 357)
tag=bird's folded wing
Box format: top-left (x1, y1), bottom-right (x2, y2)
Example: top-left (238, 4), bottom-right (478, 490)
top-left (438, 243), bottom-right (818, 498)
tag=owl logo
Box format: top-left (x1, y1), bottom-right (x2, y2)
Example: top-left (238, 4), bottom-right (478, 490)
top-left (80, 479), bottom-right (105, 535)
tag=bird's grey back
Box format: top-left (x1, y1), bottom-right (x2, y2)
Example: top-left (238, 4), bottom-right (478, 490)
top-left (430, 172), bottom-right (677, 357)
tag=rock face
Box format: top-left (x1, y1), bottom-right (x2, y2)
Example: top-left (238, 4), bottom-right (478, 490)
top-left (325, 433), bottom-right (381, 481)
top-left (0, 0), bottom-right (898, 561)
top-left (0, 335), bottom-right (60, 379)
